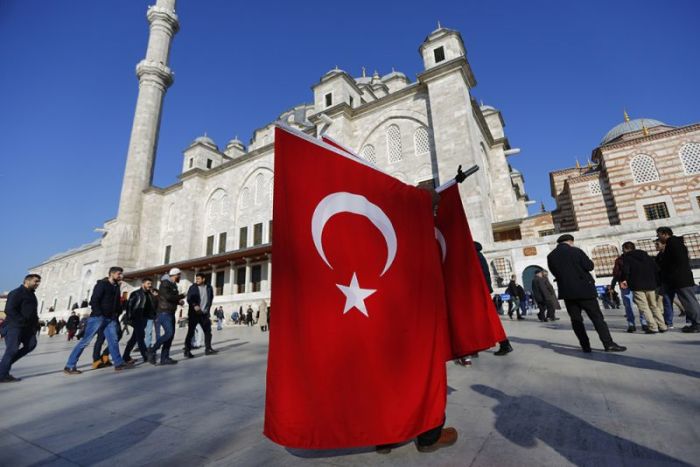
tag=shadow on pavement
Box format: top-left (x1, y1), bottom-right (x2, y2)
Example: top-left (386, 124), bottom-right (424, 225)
top-left (509, 336), bottom-right (700, 379)
top-left (30, 414), bottom-right (165, 466)
top-left (471, 385), bottom-right (693, 467)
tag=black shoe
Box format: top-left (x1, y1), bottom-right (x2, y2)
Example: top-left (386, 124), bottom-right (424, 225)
top-left (114, 364), bottom-right (134, 371)
top-left (642, 325), bottom-right (649, 332)
top-left (605, 344), bottom-right (627, 352)
top-left (681, 325), bottom-right (700, 333)
top-left (550, 317), bottom-right (560, 321)
top-left (205, 348), bottom-right (218, 355)
top-left (161, 358), bottom-right (178, 365)
top-left (517, 317), bottom-right (525, 321)
top-left (645, 329), bottom-right (657, 334)
top-left (494, 344), bottom-right (513, 356)
top-left (63, 367), bottom-right (82, 375)
top-left (0, 375), bottom-right (21, 383)
top-left (147, 348), bottom-right (156, 365)
top-left (184, 350), bottom-right (194, 358)
top-left (508, 314), bottom-right (513, 320)
top-left (626, 325), bottom-right (636, 333)
top-left (376, 445), bottom-right (393, 454)
top-left (582, 346), bottom-right (592, 353)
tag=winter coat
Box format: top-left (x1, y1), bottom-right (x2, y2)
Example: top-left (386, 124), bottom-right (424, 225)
top-left (186, 284), bottom-right (214, 314)
top-left (4, 285), bottom-right (39, 329)
top-left (127, 288), bottom-right (157, 320)
top-left (547, 243), bottom-right (597, 300)
top-left (532, 275), bottom-right (557, 306)
top-left (66, 315), bottom-right (80, 331)
top-left (621, 249), bottom-right (659, 291)
top-left (89, 278), bottom-right (122, 319)
top-left (157, 278), bottom-right (184, 313)
top-left (657, 236), bottom-right (696, 289)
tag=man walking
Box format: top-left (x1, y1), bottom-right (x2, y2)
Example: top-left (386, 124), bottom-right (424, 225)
top-left (148, 268), bottom-right (185, 365)
top-left (123, 278), bottom-right (157, 363)
top-left (620, 241), bottom-right (667, 334)
top-left (66, 311), bottom-right (80, 341)
top-left (505, 276), bottom-right (524, 320)
top-left (656, 227), bottom-right (700, 333)
top-left (0, 274), bottom-right (41, 383)
top-left (654, 239), bottom-right (675, 328)
top-left (547, 235), bottom-right (626, 353)
top-left (215, 306), bottom-right (225, 331)
top-left (64, 267), bottom-right (132, 374)
top-left (532, 269), bottom-right (559, 322)
top-left (184, 273), bottom-right (217, 358)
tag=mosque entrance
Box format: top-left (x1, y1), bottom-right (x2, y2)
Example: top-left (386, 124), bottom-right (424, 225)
top-left (522, 265), bottom-right (544, 292)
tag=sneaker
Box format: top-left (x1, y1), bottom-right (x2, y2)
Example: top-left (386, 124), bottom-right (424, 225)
top-left (626, 325), bottom-right (636, 333)
top-left (582, 346), bottom-right (592, 353)
top-left (681, 325), bottom-right (700, 333)
top-left (644, 329), bottom-right (658, 334)
top-left (494, 344), bottom-right (513, 356)
top-left (160, 358), bottom-right (178, 365)
top-left (184, 350), bottom-right (194, 358)
top-left (641, 325), bottom-right (649, 332)
top-left (124, 357), bottom-right (136, 365)
top-left (63, 367), bottom-right (82, 375)
top-left (147, 348), bottom-right (157, 365)
top-left (92, 360), bottom-right (105, 370)
top-left (114, 364), bottom-right (133, 371)
top-left (0, 375), bottom-right (21, 383)
top-left (604, 343), bottom-right (627, 352)
top-left (417, 427), bottom-right (458, 453)
top-left (205, 348), bottom-right (219, 355)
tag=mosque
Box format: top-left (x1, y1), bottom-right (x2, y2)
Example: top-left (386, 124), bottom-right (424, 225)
top-left (27, 0), bottom-right (700, 319)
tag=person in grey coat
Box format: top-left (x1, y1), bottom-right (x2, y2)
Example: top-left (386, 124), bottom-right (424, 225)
top-left (531, 269), bottom-right (560, 322)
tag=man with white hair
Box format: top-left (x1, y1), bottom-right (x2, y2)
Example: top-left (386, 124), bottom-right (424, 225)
top-left (148, 268), bottom-right (185, 365)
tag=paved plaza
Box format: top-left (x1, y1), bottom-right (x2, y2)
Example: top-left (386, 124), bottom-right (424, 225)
top-left (0, 311), bottom-right (698, 467)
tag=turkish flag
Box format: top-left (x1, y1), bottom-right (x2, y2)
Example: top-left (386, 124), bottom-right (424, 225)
top-left (435, 183), bottom-right (506, 358)
top-left (265, 126), bottom-right (449, 449)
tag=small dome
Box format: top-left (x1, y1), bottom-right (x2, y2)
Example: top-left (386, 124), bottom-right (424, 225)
top-left (194, 135), bottom-right (217, 148)
top-left (382, 70), bottom-right (407, 81)
top-left (226, 137), bottom-right (244, 149)
top-left (323, 66), bottom-right (345, 78)
top-left (601, 118), bottom-right (667, 145)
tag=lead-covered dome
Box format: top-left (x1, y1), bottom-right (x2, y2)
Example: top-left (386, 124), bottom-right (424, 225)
top-left (601, 118), bottom-right (666, 145)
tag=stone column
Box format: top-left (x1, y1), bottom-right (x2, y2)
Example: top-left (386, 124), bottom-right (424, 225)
top-left (229, 261), bottom-right (236, 295)
top-left (245, 259), bottom-right (252, 294)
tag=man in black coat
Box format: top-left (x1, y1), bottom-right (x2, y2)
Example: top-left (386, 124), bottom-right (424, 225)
top-left (184, 273), bottom-right (218, 358)
top-left (122, 278), bottom-right (157, 363)
top-left (656, 227), bottom-right (700, 333)
top-left (505, 276), bottom-right (524, 320)
top-left (474, 242), bottom-right (513, 356)
top-left (148, 268), bottom-right (185, 365)
top-left (620, 242), bottom-right (666, 334)
top-left (0, 274), bottom-right (41, 382)
top-left (547, 235), bottom-right (626, 353)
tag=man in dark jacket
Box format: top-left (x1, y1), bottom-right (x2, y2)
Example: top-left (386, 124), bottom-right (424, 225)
top-left (656, 227), bottom-right (700, 333)
top-left (66, 312), bottom-right (80, 341)
top-left (64, 267), bottom-right (132, 374)
top-left (148, 268), bottom-right (185, 365)
top-left (0, 274), bottom-right (41, 382)
top-left (474, 242), bottom-right (513, 356)
top-left (654, 239), bottom-right (675, 328)
top-left (532, 269), bottom-right (558, 322)
top-left (620, 242), bottom-right (666, 334)
top-left (122, 278), bottom-right (157, 363)
top-left (547, 235), bottom-right (626, 353)
top-left (184, 273), bottom-right (218, 358)
top-left (505, 276), bottom-right (524, 320)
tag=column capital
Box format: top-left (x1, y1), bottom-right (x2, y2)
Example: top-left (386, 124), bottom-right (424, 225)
top-left (147, 5), bottom-right (180, 33)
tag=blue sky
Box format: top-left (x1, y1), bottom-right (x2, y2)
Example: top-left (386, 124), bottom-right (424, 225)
top-left (1, 0), bottom-right (698, 291)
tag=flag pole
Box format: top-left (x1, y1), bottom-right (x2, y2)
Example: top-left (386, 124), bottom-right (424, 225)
top-left (435, 165), bottom-right (479, 193)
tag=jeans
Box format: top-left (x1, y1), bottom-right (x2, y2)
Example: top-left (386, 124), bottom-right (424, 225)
top-left (661, 291), bottom-right (675, 326)
top-left (217, 319), bottom-right (223, 331)
top-left (123, 316), bottom-right (148, 361)
top-left (621, 288), bottom-right (647, 327)
top-left (0, 326), bottom-right (37, 378)
top-left (152, 312), bottom-right (175, 362)
top-left (144, 319), bottom-right (159, 348)
top-left (66, 316), bottom-right (123, 369)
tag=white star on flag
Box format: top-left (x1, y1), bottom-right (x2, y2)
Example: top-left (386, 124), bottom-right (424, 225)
top-left (336, 273), bottom-right (376, 317)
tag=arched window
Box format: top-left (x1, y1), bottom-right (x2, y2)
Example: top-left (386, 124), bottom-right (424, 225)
top-left (490, 257), bottom-right (513, 288)
top-left (254, 173), bottom-right (265, 205)
top-left (360, 144), bottom-right (377, 164)
top-left (679, 142), bottom-right (700, 175)
top-left (630, 154), bottom-right (659, 184)
top-left (682, 233), bottom-right (700, 262)
top-left (414, 127), bottom-right (430, 156)
top-left (240, 187), bottom-right (251, 210)
top-left (591, 245), bottom-right (619, 277)
top-left (386, 124), bottom-right (402, 163)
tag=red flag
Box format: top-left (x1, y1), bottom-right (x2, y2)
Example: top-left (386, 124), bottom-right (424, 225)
top-left (435, 183), bottom-right (506, 358)
top-left (265, 126), bottom-right (448, 449)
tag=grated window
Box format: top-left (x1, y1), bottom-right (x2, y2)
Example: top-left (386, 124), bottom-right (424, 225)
top-left (630, 154), bottom-right (659, 184)
top-left (414, 127), bottom-right (431, 156)
top-left (360, 144), bottom-right (376, 164)
top-left (490, 257), bottom-right (513, 287)
top-left (386, 125), bottom-right (402, 163)
top-left (591, 244), bottom-right (619, 277)
top-left (643, 202), bottom-right (670, 220)
top-left (588, 180), bottom-right (602, 195)
top-left (679, 142), bottom-right (700, 174)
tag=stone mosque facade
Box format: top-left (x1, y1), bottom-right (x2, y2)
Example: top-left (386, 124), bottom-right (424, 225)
top-left (28, 0), bottom-right (700, 319)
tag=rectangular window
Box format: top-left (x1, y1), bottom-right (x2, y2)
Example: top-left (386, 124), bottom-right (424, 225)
top-left (239, 227), bottom-right (248, 249)
top-left (218, 232), bottom-right (227, 254)
top-left (696, 195), bottom-right (700, 209)
top-left (252, 265), bottom-right (262, 292)
top-left (164, 245), bottom-right (172, 265)
top-left (493, 228), bottom-right (522, 242)
top-left (189, 158), bottom-right (193, 168)
top-left (206, 159), bottom-right (212, 169)
top-left (206, 235), bottom-right (215, 256)
top-left (269, 220), bottom-right (273, 242)
top-left (538, 229), bottom-right (556, 237)
top-left (434, 46), bottom-right (445, 63)
top-left (643, 202), bottom-right (670, 220)
top-left (215, 271), bottom-right (225, 296)
top-left (236, 267), bottom-right (246, 293)
top-left (325, 93), bottom-right (333, 107)
top-left (253, 223), bottom-right (263, 246)
top-left (349, 95), bottom-right (354, 107)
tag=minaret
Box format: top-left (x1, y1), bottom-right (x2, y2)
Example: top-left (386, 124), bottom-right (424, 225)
top-left (108, 0), bottom-right (179, 269)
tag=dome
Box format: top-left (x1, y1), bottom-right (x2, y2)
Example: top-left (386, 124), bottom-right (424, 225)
top-left (381, 70), bottom-right (407, 81)
top-left (226, 137), bottom-right (244, 149)
top-left (194, 135), bottom-right (217, 148)
top-left (600, 118), bottom-right (666, 145)
top-left (323, 67), bottom-right (345, 78)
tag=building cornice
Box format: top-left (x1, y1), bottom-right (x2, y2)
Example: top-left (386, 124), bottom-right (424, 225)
top-left (417, 56), bottom-right (477, 88)
top-left (592, 123), bottom-right (700, 159)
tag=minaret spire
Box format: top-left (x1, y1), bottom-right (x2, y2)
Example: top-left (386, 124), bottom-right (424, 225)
top-left (109, 0), bottom-right (179, 268)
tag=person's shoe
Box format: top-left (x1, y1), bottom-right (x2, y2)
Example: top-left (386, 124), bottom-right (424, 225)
top-left (549, 317), bottom-right (560, 321)
top-left (101, 355), bottom-right (113, 367)
top-left (668, 324), bottom-right (675, 329)
top-left (644, 329), bottom-right (657, 334)
top-left (626, 325), bottom-right (636, 333)
top-left (184, 350), bottom-right (194, 359)
top-left (92, 360), bottom-right (105, 370)
top-left (147, 348), bottom-right (156, 365)
top-left (681, 325), bottom-right (700, 333)
top-left (416, 427), bottom-right (458, 453)
top-left (508, 314), bottom-right (513, 320)
top-left (517, 317), bottom-right (525, 321)
top-left (0, 375), bottom-right (21, 383)
top-left (494, 344), bottom-right (513, 356)
top-left (582, 346), bottom-right (592, 353)
top-left (605, 343), bottom-right (627, 352)
top-left (641, 325), bottom-right (649, 332)
top-left (376, 445), bottom-right (393, 454)
top-left (124, 357), bottom-right (136, 365)
top-left (161, 358), bottom-right (178, 365)
top-left (658, 328), bottom-right (668, 333)
top-left (205, 348), bottom-right (219, 355)
top-left (63, 367), bottom-right (82, 375)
